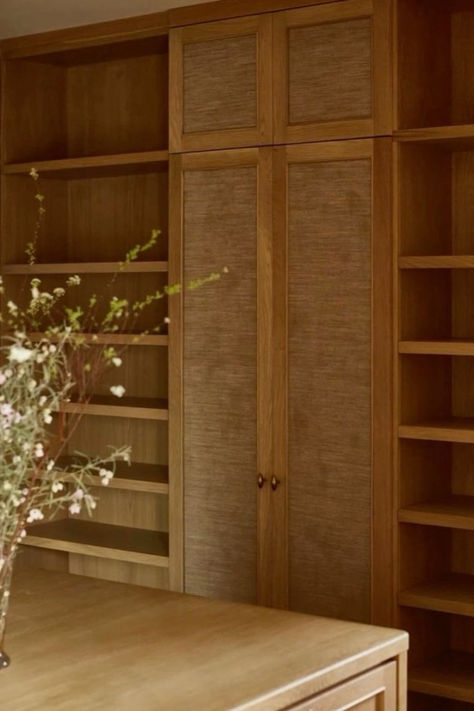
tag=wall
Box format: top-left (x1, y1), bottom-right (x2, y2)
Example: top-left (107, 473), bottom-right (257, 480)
top-left (0, 0), bottom-right (215, 38)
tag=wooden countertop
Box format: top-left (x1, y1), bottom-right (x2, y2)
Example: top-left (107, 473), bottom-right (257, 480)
top-left (3, 569), bottom-right (408, 711)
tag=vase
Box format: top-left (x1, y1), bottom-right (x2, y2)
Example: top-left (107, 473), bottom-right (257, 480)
top-left (0, 557), bottom-right (13, 670)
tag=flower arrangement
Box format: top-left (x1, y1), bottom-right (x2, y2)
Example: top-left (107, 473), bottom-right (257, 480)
top-left (0, 170), bottom-right (226, 669)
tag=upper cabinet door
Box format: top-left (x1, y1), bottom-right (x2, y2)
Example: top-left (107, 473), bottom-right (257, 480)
top-left (169, 16), bottom-right (272, 152)
top-left (273, 0), bottom-right (392, 143)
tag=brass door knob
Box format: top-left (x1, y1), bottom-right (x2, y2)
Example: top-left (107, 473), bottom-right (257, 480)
top-left (257, 474), bottom-right (267, 489)
top-left (271, 475), bottom-right (280, 491)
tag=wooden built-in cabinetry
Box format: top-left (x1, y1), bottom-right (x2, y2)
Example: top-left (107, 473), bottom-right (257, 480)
top-left (2, 0), bottom-right (474, 708)
top-left (395, 0), bottom-right (474, 707)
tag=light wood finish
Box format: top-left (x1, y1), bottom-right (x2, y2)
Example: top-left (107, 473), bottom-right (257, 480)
top-left (4, 569), bottom-right (408, 710)
top-left (2, 38), bottom-right (169, 164)
top-left (28, 331), bottom-right (168, 347)
top-left (58, 396), bottom-right (168, 421)
top-left (0, 14), bottom-right (168, 59)
top-left (395, 125), bottom-right (474, 145)
top-left (289, 663), bottom-right (397, 710)
top-left (3, 150), bottom-right (168, 177)
top-left (170, 0), bottom-right (350, 26)
top-left (399, 420), bottom-right (474, 444)
top-left (277, 139), bottom-right (392, 622)
top-left (400, 574), bottom-right (474, 617)
top-left (400, 255), bottom-right (474, 269)
top-left (53, 457), bottom-right (169, 494)
top-left (23, 521), bottom-right (169, 567)
top-left (2, 261), bottom-right (168, 274)
top-left (169, 16), bottom-right (272, 152)
top-left (177, 149), bottom-right (265, 602)
top-left (409, 652), bottom-right (474, 703)
top-left (399, 496), bottom-right (474, 530)
top-left (167, 155), bottom-right (184, 593)
top-left (273, 0), bottom-right (392, 144)
top-left (399, 340), bottom-right (474, 356)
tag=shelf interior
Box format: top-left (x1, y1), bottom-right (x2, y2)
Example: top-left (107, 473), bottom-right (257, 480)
top-left (24, 519), bottom-right (169, 567)
top-left (2, 36), bottom-right (169, 163)
top-left (400, 574), bottom-right (474, 617)
top-left (55, 456), bottom-right (169, 494)
top-left (409, 651), bottom-right (474, 703)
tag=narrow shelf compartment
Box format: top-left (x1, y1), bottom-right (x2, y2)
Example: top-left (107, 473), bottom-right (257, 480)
top-left (55, 457), bottom-right (169, 494)
top-left (58, 396), bottom-right (169, 421)
top-left (399, 340), bottom-right (474, 356)
top-left (23, 519), bottom-right (169, 568)
top-left (400, 574), bottom-right (474, 617)
top-left (2, 150), bottom-right (169, 178)
top-left (2, 261), bottom-right (168, 275)
top-left (27, 332), bottom-right (168, 347)
top-left (399, 496), bottom-right (474, 530)
top-left (400, 420), bottom-right (474, 444)
top-left (400, 256), bottom-right (474, 269)
top-left (409, 652), bottom-right (474, 703)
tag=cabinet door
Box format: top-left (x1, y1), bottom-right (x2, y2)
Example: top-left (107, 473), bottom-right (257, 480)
top-left (289, 662), bottom-right (397, 710)
top-left (170, 16), bottom-right (272, 152)
top-left (273, 140), bottom-right (393, 623)
top-left (170, 149), bottom-right (273, 603)
top-left (273, 0), bottom-right (392, 144)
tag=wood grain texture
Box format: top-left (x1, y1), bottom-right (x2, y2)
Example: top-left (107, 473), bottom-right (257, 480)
top-left (169, 16), bottom-right (272, 152)
top-left (183, 34), bottom-right (256, 133)
top-left (4, 569), bottom-right (408, 711)
top-left (288, 663), bottom-right (397, 711)
top-left (288, 18), bottom-right (371, 124)
top-left (286, 146), bottom-right (372, 622)
top-left (168, 155), bottom-right (184, 592)
top-left (181, 153), bottom-right (258, 602)
top-left (273, 0), bottom-right (378, 144)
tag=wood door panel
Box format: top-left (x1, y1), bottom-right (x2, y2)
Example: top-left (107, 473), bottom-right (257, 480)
top-left (170, 16), bottom-right (272, 152)
top-left (181, 157), bottom-right (258, 602)
top-left (274, 0), bottom-right (392, 143)
top-left (288, 18), bottom-right (372, 125)
top-left (183, 34), bottom-right (256, 133)
top-left (287, 152), bottom-right (372, 621)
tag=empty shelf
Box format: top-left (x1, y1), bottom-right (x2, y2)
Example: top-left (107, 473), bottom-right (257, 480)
top-left (400, 574), bottom-right (474, 617)
top-left (399, 496), bottom-right (474, 530)
top-left (409, 651), bottom-right (474, 703)
top-left (23, 519), bottom-right (169, 568)
top-left (58, 396), bottom-right (169, 421)
top-left (399, 420), bottom-right (474, 444)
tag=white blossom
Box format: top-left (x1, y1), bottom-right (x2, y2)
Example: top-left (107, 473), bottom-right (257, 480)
top-left (110, 385), bottom-right (125, 398)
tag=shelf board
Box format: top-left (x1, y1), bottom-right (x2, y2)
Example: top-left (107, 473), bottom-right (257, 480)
top-left (399, 419), bottom-right (474, 444)
top-left (399, 340), bottom-right (474, 356)
top-left (23, 519), bottom-right (169, 568)
top-left (400, 574), bottom-right (474, 617)
top-left (58, 396), bottom-right (169, 421)
top-left (27, 331), bottom-right (168, 347)
top-left (409, 651), bottom-right (474, 703)
top-left (400, 255), bottom-right (474, 269)
top-left (399, 496), bottom-right (474, 530)
top-left (2, 150), bottom-right (169, 179)
top-left (2, 261), bottom-right (168, 275)
top-left (395, 124), bottom-right (474, 147)
top-left (55, 457), bottom-right (169, 494)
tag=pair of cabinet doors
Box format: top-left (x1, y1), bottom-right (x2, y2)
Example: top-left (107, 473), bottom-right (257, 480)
top-left (169, 138), bottom-right (393, 625)
top-left (170, 0), bottom-right (392, 152)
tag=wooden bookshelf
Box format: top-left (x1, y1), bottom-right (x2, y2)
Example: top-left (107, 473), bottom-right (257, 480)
top-left (399, 420), bottom-right (474, 444)
top-left (399, 496), bottom-right (474, 530)
top-left (409, 652), bottom-right (474, 703)
top-left (400, 574), bottom-right (474, 617)
top-left (27, 332), bottom-right (169, 347)
top-left (53, 457), bottom-right (169, 494)
top-left (24, 520), bottom-right (169, 568)
top-left (2, 149), bottom-right (169, 177)
top-left (400, 255), bottom-right (474, 269)
top-left (0, 25), bottom-right (179, 594)
top-left (2, 261), bottom-right (168, 275)
top-left (58, 396), bottom-right (169, 421)
top-left (399, 340), bottom-right (474, 356)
